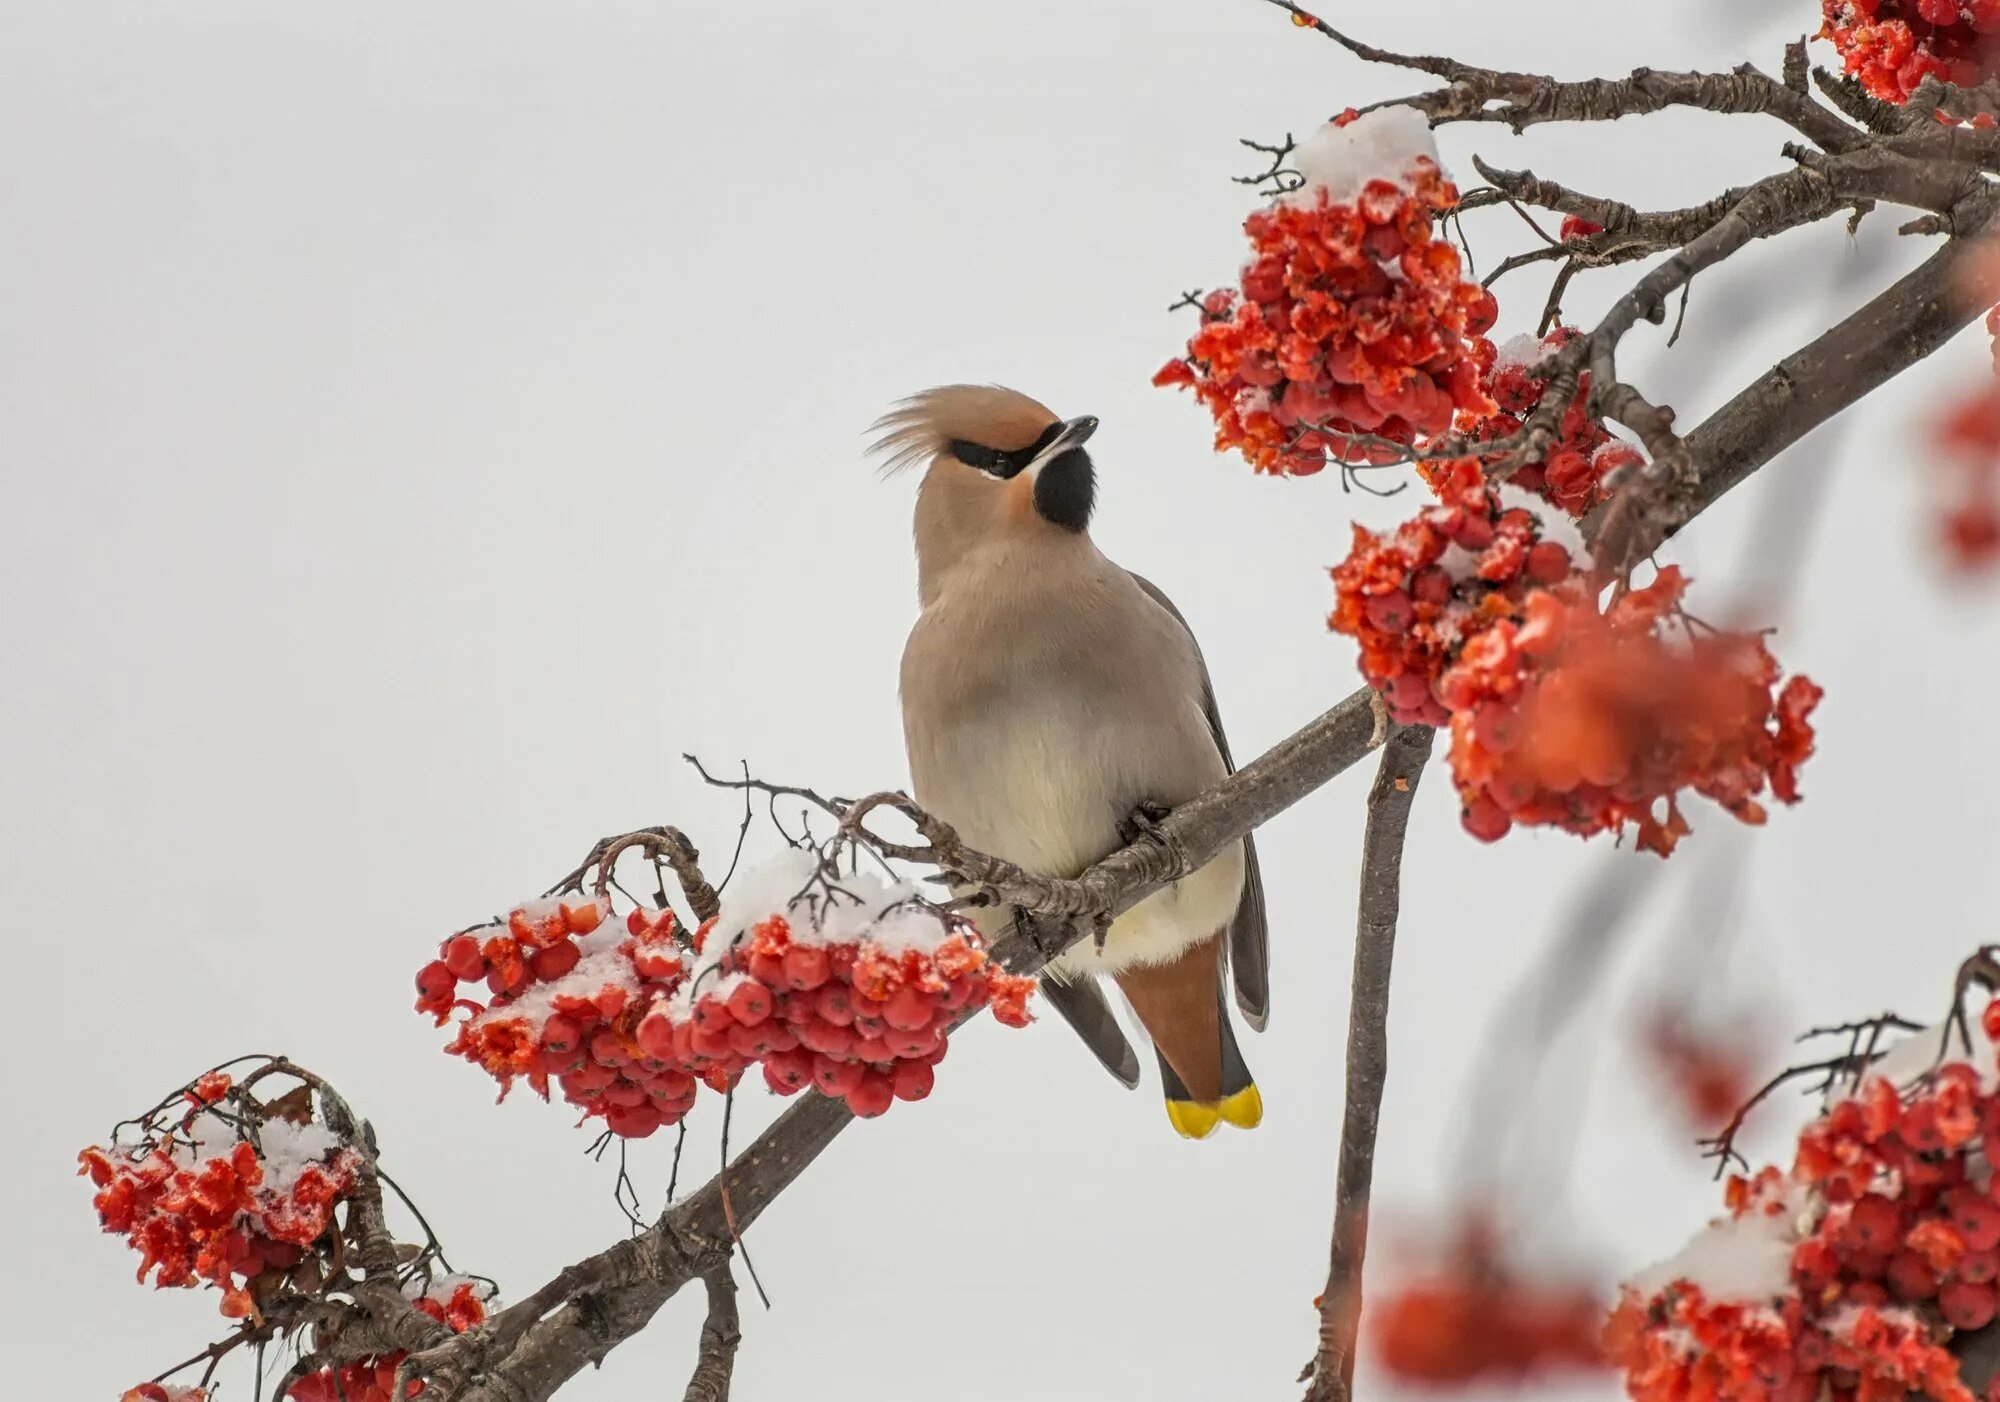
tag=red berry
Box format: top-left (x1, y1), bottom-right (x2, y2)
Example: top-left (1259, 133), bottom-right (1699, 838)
top-left (1957, 1197), bottom-right (2000, 1251)
top-left (883, 1024), bottom-right (941, 1059)
top-left (606, 1101), bottom-right (662, 1139)
top-left (543, 1013), bottom-right (585, 1055)
top-left (633, 945), bottom-right (683, 981)
top-left (1889, 1249), bottom-right (1939, 1299)
top-left (781, 946), bottom-right (830, 991)
top-left (728, 1022), bottom-right (777, 1057)
top-left (1451, 513), bottom-right (1495, 550)
top-left (633, 1009), bottom-right (673, 1059)
top-left (846, 1072), bottom-right (895, 1118)
top-left (1943, 1279), bottom-right (1999, 1330)
top-left (690, 995), bottom-right (735, 1032)
top-left (559, 897), bottom-right (605, 934)
top-left (690, 1022), bottom-right (735, 1060)
top-left (416, 961), bottom-right (456, 1003)
top-left (883, 985), bottom-right (936, 1032)
top-left (1525, 540), bottom-right (1572, 584)
top-left (727, 980), bottom-right (774, 1026)
top-left (852, 1012), bottom-right (888, 1039)
top-left (1962, 1249), bottom-right (2000, 1284)
top-left (1902, 1101), bottom-right (1947, 1152)
top-left (1843, 1194), bottom-right (1902, 1252)
top-left (891, 1059), bottom-right (935, 1102)
top-left (529, 940), bottom-right (580, 982)
top-left (799, 1020), bottom-right (857, 1058)
top-left (815, 984), bottom-right (855, 1026)
top-left (1460, 797), bottom-right (1511, 843)
top-left (1410, 566), bottom-right (1452, 606)
top-left (443, 934), bottom-right (487, 981)
top-left (763, 1050), bottom-right (813, 1096)
top-left (812, 1056), bottom-right (864, 1097)
top-left (1364, 590), bottom-right (1414, 634)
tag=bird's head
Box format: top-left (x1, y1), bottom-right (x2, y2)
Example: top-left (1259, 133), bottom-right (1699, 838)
top-left (870, 385), bottom-right (1100, 547)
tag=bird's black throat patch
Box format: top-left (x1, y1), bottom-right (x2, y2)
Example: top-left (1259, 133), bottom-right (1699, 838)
top-left (1034, 450), bottom-right (1095, 533)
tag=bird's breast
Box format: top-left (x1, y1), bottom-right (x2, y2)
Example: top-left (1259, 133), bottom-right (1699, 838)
top-left (898, 571), bottom-right (1222, 880)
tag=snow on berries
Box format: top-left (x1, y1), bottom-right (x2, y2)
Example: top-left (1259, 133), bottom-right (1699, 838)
top-left (1610, 1004), bottom-right (2000, 1402)
top-left (651, 849), bottom-right (1036, 1122)
top-left (78, 1074), bottom-right (362, 1321)
top-left (1153, 105), bottom-right (1498, 475)
top-left (421, 851), bottom-right (1035, 1133)
top-left (1819, 0), bottom-right (2000, 104)
top-left (1330, 460), bottom-right (1821, 854)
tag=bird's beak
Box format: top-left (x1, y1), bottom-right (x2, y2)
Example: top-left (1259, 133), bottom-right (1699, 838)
top-left (1024, 415), bottom-right (1099, 478)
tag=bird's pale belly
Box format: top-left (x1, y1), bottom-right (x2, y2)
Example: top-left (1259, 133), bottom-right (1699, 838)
top-left (909, 709), bottom-right (1244, 979)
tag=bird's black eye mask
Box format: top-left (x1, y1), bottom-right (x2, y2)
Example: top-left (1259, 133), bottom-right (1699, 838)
top-left (947, 420), bottom-right (1068, 480)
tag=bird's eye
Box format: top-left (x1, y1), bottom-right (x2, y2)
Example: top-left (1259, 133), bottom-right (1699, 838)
top-left (948, 440), bottom-right (1017, 478)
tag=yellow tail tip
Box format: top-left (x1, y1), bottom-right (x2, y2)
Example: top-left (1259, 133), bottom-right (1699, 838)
top-left (1164, 1084), bottom-right (1263, 1139)
top-left (1165, 1098), bottom-right (1221, 1140)
top-left (1218, 1082), bottom-right (1263, 1130)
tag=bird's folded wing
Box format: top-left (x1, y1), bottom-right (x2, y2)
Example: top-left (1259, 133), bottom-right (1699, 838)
top-left (1126, 571), bottom-right (1271, 1032)
top-left (1037, 967), bottom-right (1143, 1088)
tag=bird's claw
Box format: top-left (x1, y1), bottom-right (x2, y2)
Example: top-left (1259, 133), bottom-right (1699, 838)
top-left (1119, 800), bottom-right (1172, 849)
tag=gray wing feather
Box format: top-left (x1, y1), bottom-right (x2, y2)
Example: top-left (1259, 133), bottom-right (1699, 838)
top-left (1038, 968), bottom-right (1144, 1088)
top-left (1127, 572), bottom-right (1271, 1031)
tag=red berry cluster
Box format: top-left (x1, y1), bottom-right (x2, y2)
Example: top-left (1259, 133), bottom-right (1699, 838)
top-left (78, 1077), bottom-right (360, 1321)
top-left (649, 902), bottom-right (1037, 1121)
top-left (1610, 1002), bottom-right (2000, 1402)
top-left (1444, 564), bottom-right (1823, 855)
top-left (1819, 0), bottom-right (2000, 103)
top-left (1437, 328), bottom-right (1646, 517)
top-left (1372, 1275), bottom-right (1605, 1384)
top-left (122, 1387), bottom-right (208, 1402)
top-left (1153, 117), bottom-right (1497, 476)
top-left (1934, 380), bottom-right (2000, 573)
top-left (420, 895), bottom-right (705, 1140)
top-left (420, 858), bottom-right (1036, 1134)
top-left (286, 1279), bottom-right (492, 1402)
top-left (1330, 459), bottom-right (1822, 853)
top-left (1329, 458), bottom-right (1580, 729)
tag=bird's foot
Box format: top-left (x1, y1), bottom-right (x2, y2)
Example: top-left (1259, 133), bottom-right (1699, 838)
top-left (1119, 799), bottom-right (1173, 849)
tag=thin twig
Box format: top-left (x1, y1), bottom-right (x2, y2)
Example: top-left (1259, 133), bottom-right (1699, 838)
top-left (1301, 725), bottom-right (1434, 1402)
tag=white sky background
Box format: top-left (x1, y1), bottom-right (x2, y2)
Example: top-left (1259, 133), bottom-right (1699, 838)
top-left (5, 1), bottom-right (1999, 1398)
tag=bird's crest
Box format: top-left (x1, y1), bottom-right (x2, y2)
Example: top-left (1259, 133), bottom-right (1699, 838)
top-left (866, 384), bottom-right (1059, 477)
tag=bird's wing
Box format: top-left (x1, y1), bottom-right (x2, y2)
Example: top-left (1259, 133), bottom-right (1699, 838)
top-left (1126, 572), bottom-right (1270, 1031)
top-left (1037, 963), bottom-right (1144, 1089)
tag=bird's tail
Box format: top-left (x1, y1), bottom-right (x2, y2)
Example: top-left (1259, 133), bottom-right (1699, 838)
top-left (1156, 999), bottom-right (1262, 1140)
top-left (1115, 937), bottom-right (1262, 1141)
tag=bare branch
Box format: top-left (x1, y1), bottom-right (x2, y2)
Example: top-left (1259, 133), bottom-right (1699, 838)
top-left (682, 1268), bottom-right (742, 1402)
top-left (1302, 725), bottom-right (1435, 1402)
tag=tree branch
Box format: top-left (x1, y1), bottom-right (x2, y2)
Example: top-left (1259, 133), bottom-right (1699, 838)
top-left (1301, 724), bottom-right (1435, 1402)
top-left (682, 1268), bottom-right (741, 1402)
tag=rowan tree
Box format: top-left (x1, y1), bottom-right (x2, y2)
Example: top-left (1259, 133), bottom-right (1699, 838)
top-left (74, 3), bottom-right (2000, 1400)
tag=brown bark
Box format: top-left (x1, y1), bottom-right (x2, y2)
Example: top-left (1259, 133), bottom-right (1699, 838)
top-left (1302, 725), bottom-right (1435, 1402)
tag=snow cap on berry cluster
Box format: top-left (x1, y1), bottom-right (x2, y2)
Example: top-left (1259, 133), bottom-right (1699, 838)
top-left (1289, 105), bottom-right (1442, 204)
top-left (705, 848), bottom-right (958, 959)
top-left (460, 913), bottom-right (638, 1041)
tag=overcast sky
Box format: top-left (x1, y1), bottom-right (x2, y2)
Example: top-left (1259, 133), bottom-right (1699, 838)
top-left (7, 2), bottom-right (1999, 1400)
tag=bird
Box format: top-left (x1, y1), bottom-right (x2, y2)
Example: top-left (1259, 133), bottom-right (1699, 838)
top-left (873, 384), bottom-right (1268, 1139)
